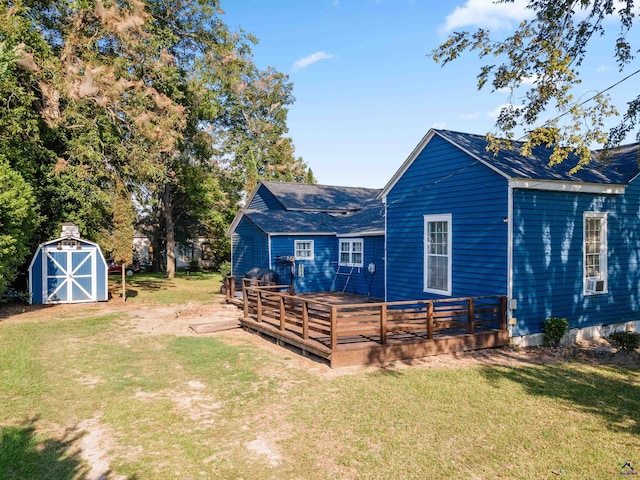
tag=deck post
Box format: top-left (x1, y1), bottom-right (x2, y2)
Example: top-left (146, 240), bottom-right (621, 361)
top-left (427, 302), bottom-right (434, 339)
top-left (500, 296), bottom-right (507, 330)
top-left (256, 290), bottom-right (263, 322)
top-left (330, 306), bottom-right (338, 351)
top-left (243, 282), bottom-right (248, 319)
top-left (468, 298), bottom-right (475, 334)
top-left (228, 276), bottom-right (236, 301)
top-left (279, 294), bottom-right (286, 331)
top-left (302, 301), bottom-right (309, 340)
top-left (380, 305), bottom-right (387, 345)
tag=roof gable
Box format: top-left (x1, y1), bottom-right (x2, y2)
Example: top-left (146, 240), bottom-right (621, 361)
top-left (381, 129), bottom-right (640, 198)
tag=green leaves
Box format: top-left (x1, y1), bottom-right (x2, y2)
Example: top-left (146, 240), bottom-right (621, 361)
top-left (431, 0), bottom-right (638, 166)
top-left (0, 156), bottom-right (39, 297)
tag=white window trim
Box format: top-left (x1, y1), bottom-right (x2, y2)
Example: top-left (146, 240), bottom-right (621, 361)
top-left (424, 214), bottom-right (452, 296)
top-left (338, 238), bottom-right (364, 267)
top-left (294, 240), bottom-right (314, 260)
top-left (583, 212), bottom-right (608, 295)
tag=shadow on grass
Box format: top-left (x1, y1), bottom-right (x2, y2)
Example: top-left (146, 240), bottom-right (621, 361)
top-left (0, 304), bottom-right (56, 320)
top-left (480, 361), bottom-right (640, 435)
top-left (0, 417), bottom-right (86, 480)
top-left (0, 417), bottom-right (139, 480)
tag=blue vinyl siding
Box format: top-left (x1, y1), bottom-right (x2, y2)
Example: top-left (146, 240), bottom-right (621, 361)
top-left (385, 135), bottom-right (509, 302)
top-left (271, 236), bottom-right (336, 293)
top-left (511, 185), bottom-right (640, 336)
top-left (28, 239), bottom-right (108, 304)
top-left (333, 236), bottom-right (385, 299)
top-left (232, 217), bottom-right (269, 276)
top-left (248, 185), bottom-right (284, 211)
top-left (30, 251), bottom-right (43, 304)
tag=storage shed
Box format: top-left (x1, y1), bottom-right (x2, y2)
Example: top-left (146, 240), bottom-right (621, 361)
top-left (28, 224), bottom-right (109, 304)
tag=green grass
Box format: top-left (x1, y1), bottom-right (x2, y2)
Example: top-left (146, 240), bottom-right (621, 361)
top-left (1, 282), bottom-right (639, 479)
top-left (109, 271), bottom-right (222, 304)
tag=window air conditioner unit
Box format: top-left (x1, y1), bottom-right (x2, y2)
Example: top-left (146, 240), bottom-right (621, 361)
top-left (586, 277), bottom-right (605, 293)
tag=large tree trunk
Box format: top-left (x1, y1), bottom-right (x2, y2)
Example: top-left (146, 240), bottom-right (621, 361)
top-left (163, 182), bottom-right (176, 279)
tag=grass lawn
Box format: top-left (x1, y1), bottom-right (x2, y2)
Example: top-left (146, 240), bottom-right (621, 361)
top-left (1, 274), bottom-right (639, 479)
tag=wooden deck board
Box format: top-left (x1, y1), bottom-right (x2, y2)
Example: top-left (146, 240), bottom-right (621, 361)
top-left (228, 280), bottom-right (509, 368)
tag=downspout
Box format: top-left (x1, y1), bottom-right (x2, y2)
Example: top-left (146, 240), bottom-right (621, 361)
top-left (267, 233), bottom-right (272, 270)
top-left (507, 182), bottom-right (514, 338)
top-left (383, 197), bottom-right (388, 302)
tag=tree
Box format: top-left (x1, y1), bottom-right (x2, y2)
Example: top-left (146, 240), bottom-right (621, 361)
top-left (0, 155), bottom-right (39, 298)
top-left (432, 0), bottom-right (638, 170)
top-left (111, 180), bottom-right (135, 301)
top-left (1, 0), bottom-right (314, 285)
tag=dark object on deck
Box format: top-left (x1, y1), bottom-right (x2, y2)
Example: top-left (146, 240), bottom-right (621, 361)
top-left (245, 267), bottom-right (279, 284)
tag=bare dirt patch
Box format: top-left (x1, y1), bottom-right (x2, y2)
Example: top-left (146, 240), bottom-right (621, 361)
top-left (75, 415), bottom-right (126, 480)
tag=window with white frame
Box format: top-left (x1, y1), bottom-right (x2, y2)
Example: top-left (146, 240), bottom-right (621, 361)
top-left (424, 214), bottom-right (452, 295)
top-left (584, 212), bottom-right (607, 294)
top-left (339, 239), bottom-right (363, 267)
top-left (294, 240), bottom-right (314, 260)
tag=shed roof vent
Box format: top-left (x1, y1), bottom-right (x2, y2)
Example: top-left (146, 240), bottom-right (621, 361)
top-left (61, 223), bottom-right (80, 238)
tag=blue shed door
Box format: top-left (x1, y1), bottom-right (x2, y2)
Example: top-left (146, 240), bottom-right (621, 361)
top-left (44, 247), bottom-right (97, 303)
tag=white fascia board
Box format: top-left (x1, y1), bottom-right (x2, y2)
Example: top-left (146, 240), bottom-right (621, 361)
top-left (379, 129), bottom-right (511, 200)
top-left (39, 236), bottom-right (101, 249)
top-left (379, 129), bottom-right (437, 199)
top-left (241, 181), bottom-right (265, 210)
top-left (226, 210), bottom-right (245, 237)
top-left (339, 230), bottom-right (384, 237)
top-left (509, 178), bottom-right (627, 194)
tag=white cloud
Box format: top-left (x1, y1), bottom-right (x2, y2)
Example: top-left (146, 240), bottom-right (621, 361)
top-left (441, 0), bottom-right (533, 32)
top-left (431, 121), bottom-right (448, 129)
top-left (486, 103), bottom-right (524, 120)
top-left (496, 74), bottom-right (539, 92)
top-left (596, 64), bottom-right (609, 73)
top-left (460, 112), bottom-right (480, 120)
top-left (292, 51), bottom-right (334, 72)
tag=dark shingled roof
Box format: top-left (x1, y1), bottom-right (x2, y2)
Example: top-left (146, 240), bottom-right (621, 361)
top-left (261, 181), bottom-right (382, 212)
top-left (241, 182), bottom-right (385, 235)
top-left (243, 210), bottom-right (339, 234)
top-left (435, 130), bottom-right (640, 185)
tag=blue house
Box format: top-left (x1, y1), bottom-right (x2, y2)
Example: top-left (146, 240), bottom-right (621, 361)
top-left (227, 181), bottom-right (385, 298)
top-left (381, 129), bottom-right (640, 344)
top-left (28, 223), bottom-right (109, 304)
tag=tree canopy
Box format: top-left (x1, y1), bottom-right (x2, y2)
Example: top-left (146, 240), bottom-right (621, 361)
top-left (432, 0), bottom-right (639, 170)
top-left (0, 0), bottom-right (314, 293)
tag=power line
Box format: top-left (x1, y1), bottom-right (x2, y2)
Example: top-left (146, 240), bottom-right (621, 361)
top-left (519, 67), bottom-right (640, 140)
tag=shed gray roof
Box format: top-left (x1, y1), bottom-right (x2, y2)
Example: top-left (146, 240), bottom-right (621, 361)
top-left (435, 129), bottom-right (640, 184)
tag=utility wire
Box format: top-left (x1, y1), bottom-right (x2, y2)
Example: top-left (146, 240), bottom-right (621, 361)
top-left (519, 67), bottom-right (640, 140)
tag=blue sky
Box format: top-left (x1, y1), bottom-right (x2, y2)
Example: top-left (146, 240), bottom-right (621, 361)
top-left (223, 0), bottom-right (637, 188)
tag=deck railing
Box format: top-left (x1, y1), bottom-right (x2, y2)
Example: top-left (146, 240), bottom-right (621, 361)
top-left (238, 278), bottom-right (507, 350)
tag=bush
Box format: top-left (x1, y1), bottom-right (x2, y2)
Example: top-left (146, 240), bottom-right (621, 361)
top-left (542, 317), bottom-right (569, 346)
top-left (0, 288), bottom-right (31, 304)
top-left (218, 260), bottom-right (231, 278)
top-left (608, 331), bottom-right (640, 353)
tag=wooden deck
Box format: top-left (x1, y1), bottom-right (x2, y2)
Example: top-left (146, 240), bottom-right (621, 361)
top-left (224, 276), bottom-right (509, 368)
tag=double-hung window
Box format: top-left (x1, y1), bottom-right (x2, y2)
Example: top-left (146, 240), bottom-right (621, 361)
top-left (294, 240), bottom-right (314, 260)
top-left (424, 214), bottom-right (452, 295)
top-left (339, 239), bottom-right (363, 267)
top-left (584, 212), bottom-right (607, 294)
